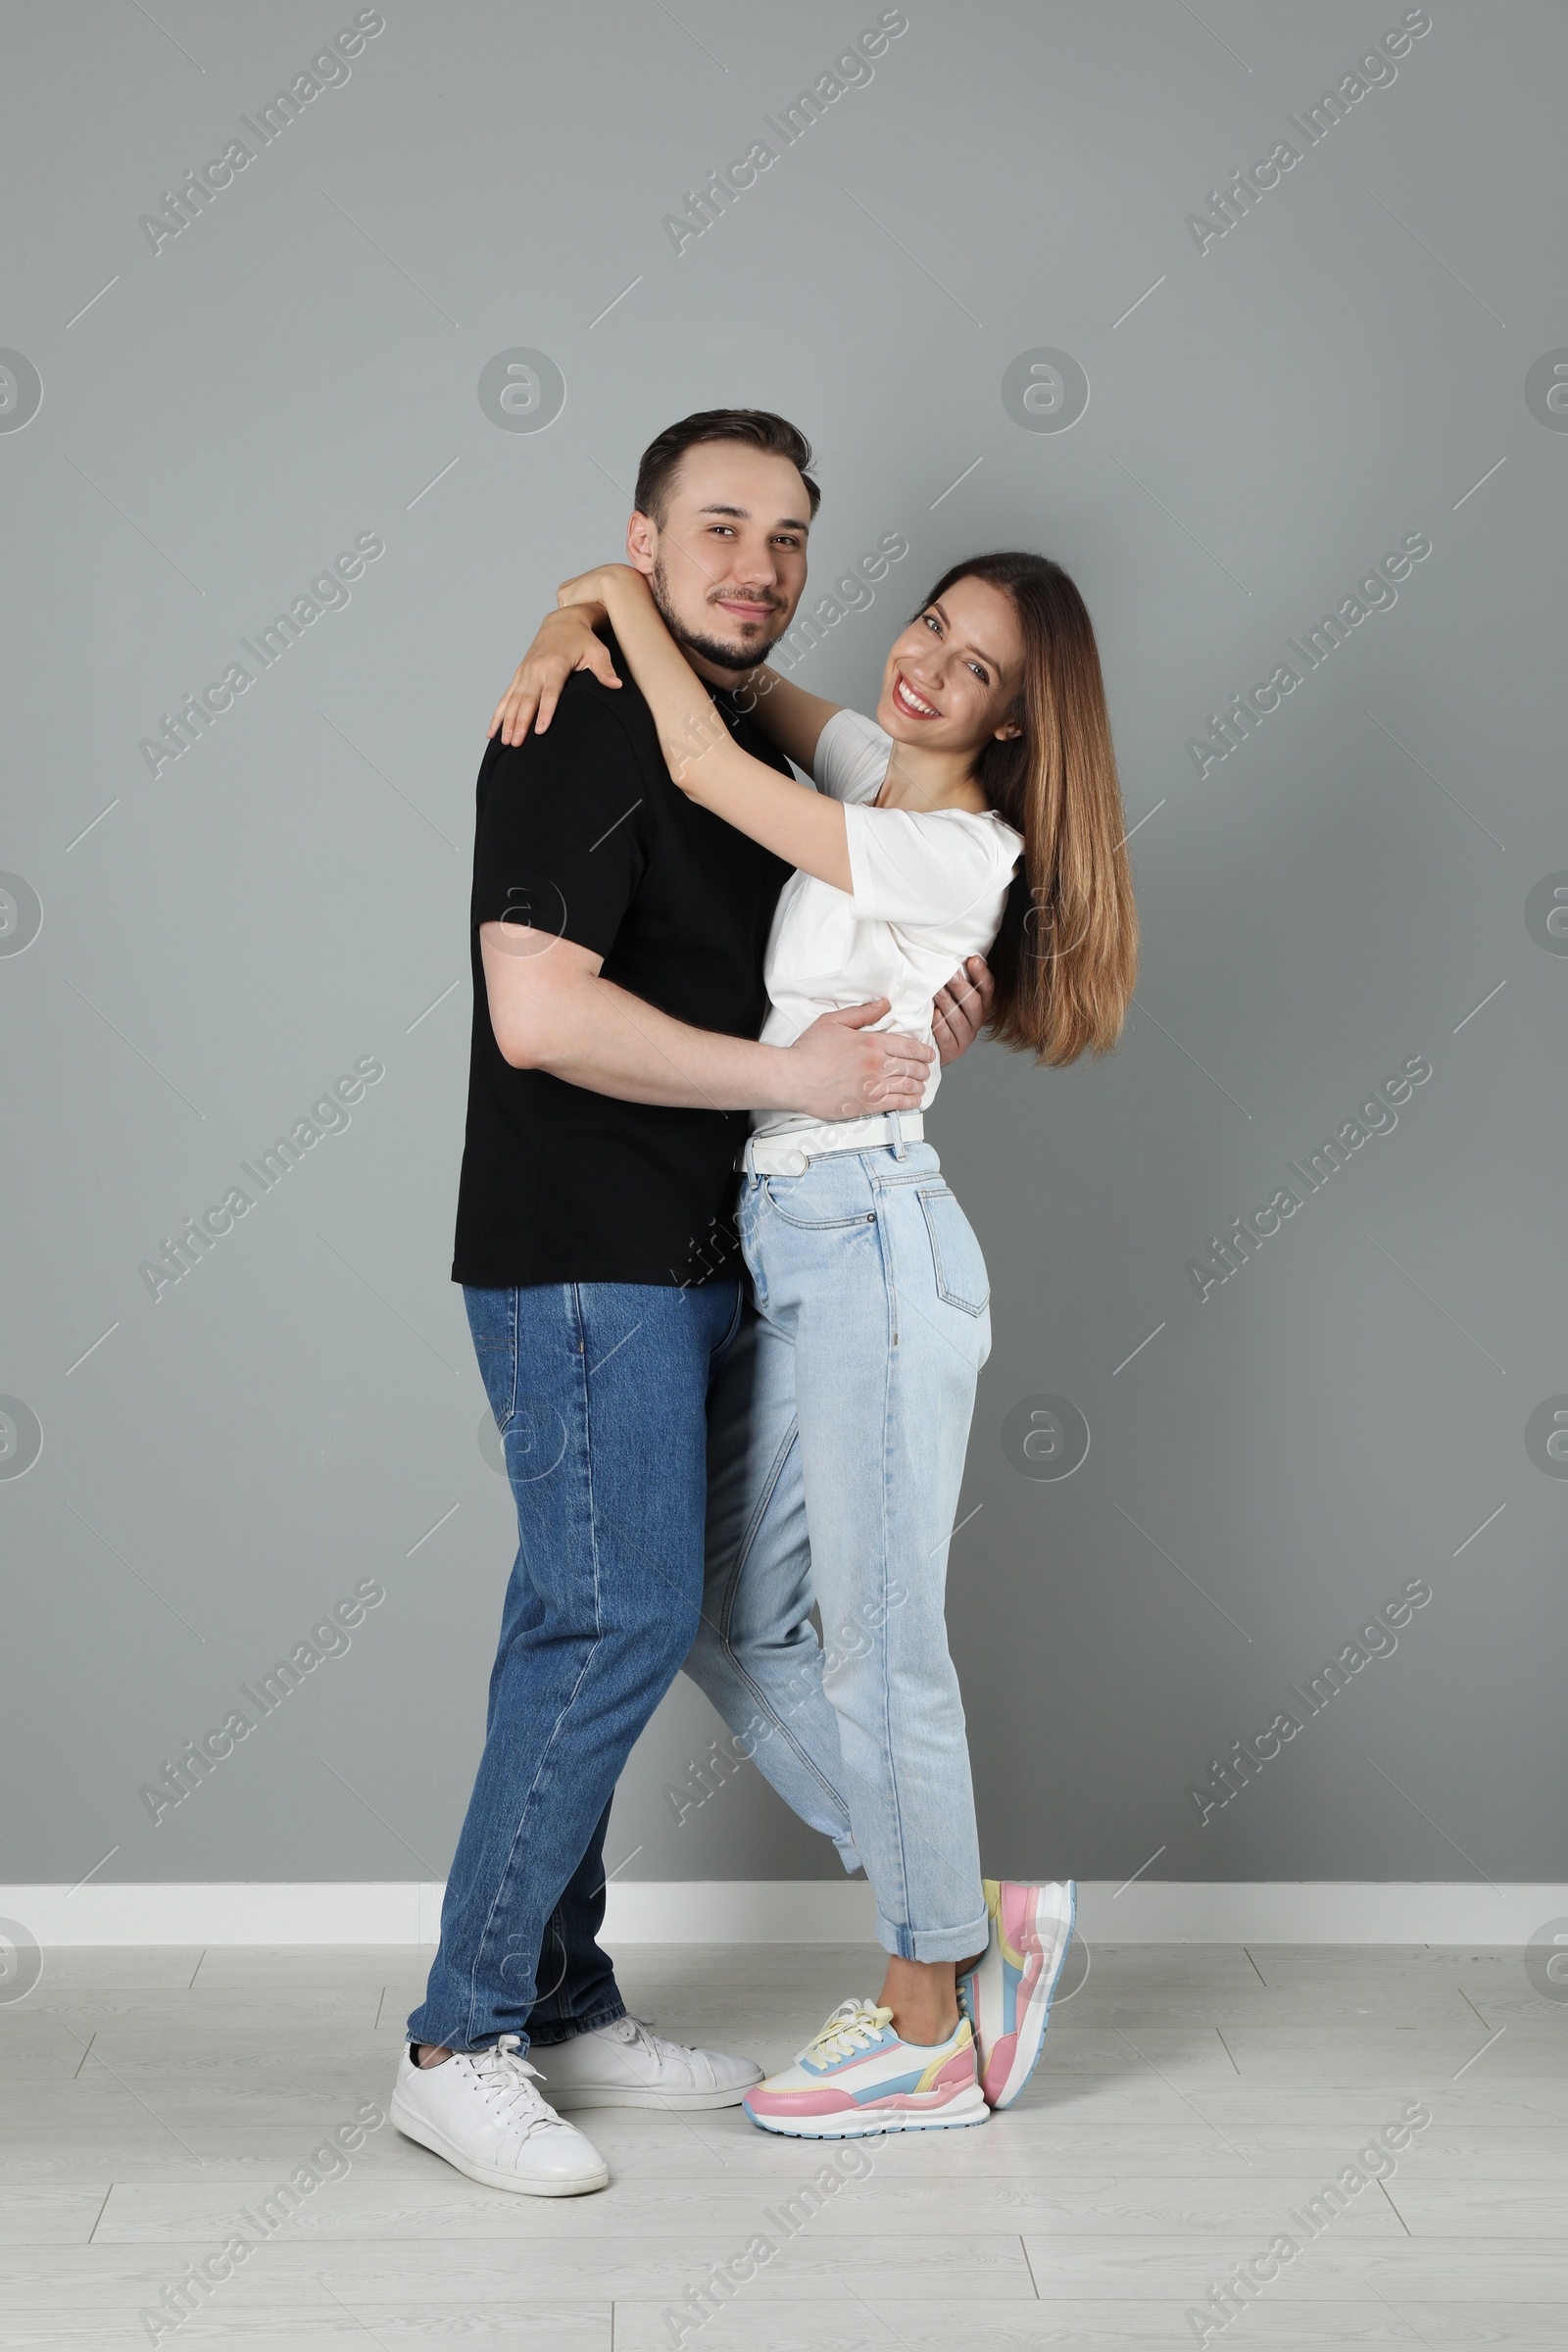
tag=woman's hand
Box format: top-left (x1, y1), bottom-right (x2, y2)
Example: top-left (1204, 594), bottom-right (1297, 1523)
top-left (487, 607), bottom-right (620, 745)
top-left (932, 956), bottom-right (995, 1064)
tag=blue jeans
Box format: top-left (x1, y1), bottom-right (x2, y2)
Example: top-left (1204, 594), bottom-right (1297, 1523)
top-left (689, 1136), bottom-right (990, 1963)
top-left (408, 1277), bottom-right (742, 2054)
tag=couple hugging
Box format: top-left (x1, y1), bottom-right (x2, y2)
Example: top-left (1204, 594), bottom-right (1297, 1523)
top-left (390, 407), bottom-right (1139, 2194)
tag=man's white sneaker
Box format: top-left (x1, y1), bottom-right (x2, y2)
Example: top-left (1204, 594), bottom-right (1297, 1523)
top-left (391, 2036), bottom-right (609, 2195)
top-left (532, 2014), bottom-right (763, 2111)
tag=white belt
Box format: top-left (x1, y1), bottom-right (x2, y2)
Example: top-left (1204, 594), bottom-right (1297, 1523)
top-left (742, 1110), bottom-right (923, 1177)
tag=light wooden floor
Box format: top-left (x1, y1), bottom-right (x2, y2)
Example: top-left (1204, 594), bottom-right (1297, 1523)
top-left (2, 1939), bottom-right (1564, 2349)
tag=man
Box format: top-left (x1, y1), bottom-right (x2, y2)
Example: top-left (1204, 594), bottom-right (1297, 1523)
top-left (392, 410), bottom-right (991, 2197)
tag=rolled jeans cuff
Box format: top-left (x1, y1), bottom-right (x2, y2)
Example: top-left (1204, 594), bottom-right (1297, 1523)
top-left (876, 1905), bottom-right (991, 1965)
top-left (524, 1995), bottom-right (628, 2049)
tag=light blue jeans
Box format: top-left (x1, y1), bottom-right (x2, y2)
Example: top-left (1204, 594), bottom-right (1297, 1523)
top-left (688, 1133), bottom-right (990, 1963)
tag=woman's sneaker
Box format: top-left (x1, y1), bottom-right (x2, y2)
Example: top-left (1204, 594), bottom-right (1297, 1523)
top-left (742, 1998), bottom-right (989, 2138)
top-left (958, 1880), bottom-right (1076, 2110)
top-left (391, 2035), bottom-right (610, 2195)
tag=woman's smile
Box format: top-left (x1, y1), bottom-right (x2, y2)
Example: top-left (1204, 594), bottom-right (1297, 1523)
top-left (891, 667), bottom-right (942, 720)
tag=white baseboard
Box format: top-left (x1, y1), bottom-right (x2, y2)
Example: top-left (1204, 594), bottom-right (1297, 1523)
top-left (4, 1880), bottom-right (1563, 1947)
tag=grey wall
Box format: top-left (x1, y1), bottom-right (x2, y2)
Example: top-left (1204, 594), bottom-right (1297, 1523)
top-left (3, 0), bottom-right (1563, 1894)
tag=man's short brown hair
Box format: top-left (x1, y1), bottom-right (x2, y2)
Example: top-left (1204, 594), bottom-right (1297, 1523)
top-left (633, 409), bottom-right (820, 525)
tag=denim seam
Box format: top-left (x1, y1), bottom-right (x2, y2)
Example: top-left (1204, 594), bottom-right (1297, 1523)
top-left (870, 1201), bottom-right (913, 1955)
top-left (461, 1649), bottom-right (607, 2052)
top-left (917, 1189), bottom-right (990, 1318)
top-left (762, 1199), bottom-right (871, 1232)
top-left (472, 1287), bottom-right (520, 1435)
top-left (878, 1195), bottom-right (988, 1944)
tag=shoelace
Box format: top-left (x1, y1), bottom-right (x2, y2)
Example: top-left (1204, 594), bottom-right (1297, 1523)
top-left (468, 2034), bottom-right (568, 2136)
top-left (804, 1999), bottom-right (894, 2066)
top-left (611, 2016), bottom-right (715, 2082)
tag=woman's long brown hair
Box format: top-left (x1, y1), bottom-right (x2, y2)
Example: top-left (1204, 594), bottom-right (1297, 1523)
top-left (921, 552), bottom-right (1138, 1065)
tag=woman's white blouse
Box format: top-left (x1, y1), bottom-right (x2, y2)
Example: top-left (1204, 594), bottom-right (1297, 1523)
top-left (754, 707), bottom-right (1023, 1138)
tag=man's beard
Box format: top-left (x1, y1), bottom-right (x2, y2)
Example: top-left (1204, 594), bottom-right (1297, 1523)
top-left (650, 556), bottom-right (790, 674)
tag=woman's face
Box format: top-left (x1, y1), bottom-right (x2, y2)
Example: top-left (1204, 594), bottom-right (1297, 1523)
top-left (874, 574), bottom-right (1025, 756)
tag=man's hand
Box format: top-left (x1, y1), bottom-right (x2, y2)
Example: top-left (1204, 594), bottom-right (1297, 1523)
top-left (783, 1001), bottom-right (934, 1122)
top-left (932, 955), bottom-right (994, 1065)
top-left (479, 931), bottom-right (934, 1118)
top-left (488, 609), bottom-right (620, 746)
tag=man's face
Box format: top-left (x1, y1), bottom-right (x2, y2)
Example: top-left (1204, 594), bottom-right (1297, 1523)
top-left (626, 442), bottom-right (812, 678)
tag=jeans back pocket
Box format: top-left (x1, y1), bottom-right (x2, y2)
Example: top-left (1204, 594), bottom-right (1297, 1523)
top-left (917, 1186), bottom-right (991, 1316)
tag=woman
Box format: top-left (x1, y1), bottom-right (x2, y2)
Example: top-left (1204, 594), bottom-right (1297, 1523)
top-left (492, 551), bottom-right (1137, 2133)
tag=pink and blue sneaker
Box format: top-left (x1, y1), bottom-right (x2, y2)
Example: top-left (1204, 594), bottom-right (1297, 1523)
top-left (958, 1879), bottom-right (1076, 2110)
top-left (742, 1998), bottom-right (989, 2138)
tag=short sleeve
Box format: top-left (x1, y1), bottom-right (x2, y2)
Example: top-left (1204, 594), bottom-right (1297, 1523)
top-left (471, 686), bottom-right (648, 958)
top-left (842, 805), bottom-right (1021, 927)
top-left (809, 708), bottom-right (893, 806)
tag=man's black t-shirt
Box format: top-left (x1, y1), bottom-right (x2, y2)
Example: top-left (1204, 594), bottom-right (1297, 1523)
top-left (452, 637), bottom-right (794, 1290)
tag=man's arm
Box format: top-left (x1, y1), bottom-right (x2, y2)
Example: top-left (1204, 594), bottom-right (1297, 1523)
top-left (478, 643), bottom-right (991, 1081)
top-left (481, 924), bottom-right (933, 1119)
